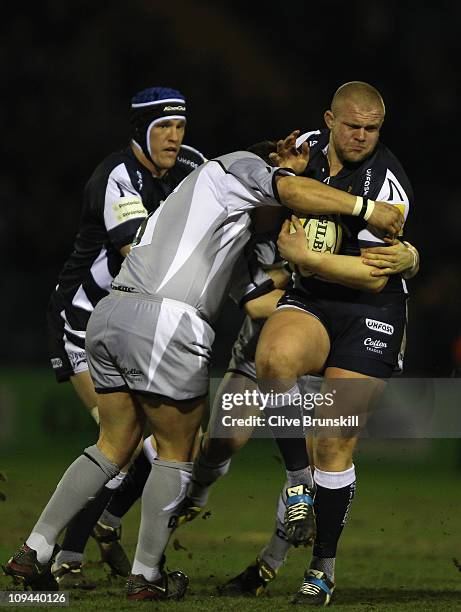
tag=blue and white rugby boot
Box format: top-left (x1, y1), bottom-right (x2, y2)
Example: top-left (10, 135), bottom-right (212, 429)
top-left (284, 484), bottom-right (316, 547)
top-left (292, 569), bottom-right (335, 606)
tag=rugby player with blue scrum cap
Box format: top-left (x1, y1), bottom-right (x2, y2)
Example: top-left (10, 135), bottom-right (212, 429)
top-left (44, 85), bottom-right (205, 587)
top-left (4, 127), bottom-right (404, 601)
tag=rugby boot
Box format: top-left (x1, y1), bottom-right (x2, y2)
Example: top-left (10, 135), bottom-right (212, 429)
top-left (292, 569), bottom-right (335, 606)
top-left (172, 496), bottom-right (203, 528)
top-left (2, 544), bottom-right (59, 590)
top-left (218, 556), bottom-right (276, 596)
top-left (91, 520), bottom-right (131, 577)
top-left (51, 561), bottom-right (97, 590)
top-left (284, 484), bottom-right (316, 547)
top-left (126, 570), bottom-right (189, 601)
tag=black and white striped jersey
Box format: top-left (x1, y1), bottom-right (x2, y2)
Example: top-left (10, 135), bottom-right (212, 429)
top-left (295, 128), bottom-right (414, 296)
top-left (51, 144), bottom-right (206, 333)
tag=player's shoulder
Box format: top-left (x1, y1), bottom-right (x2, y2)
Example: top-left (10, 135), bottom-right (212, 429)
top-left (212, 150), bottom-right (259, 169)
top-left (371, 142), bottom-right (408, 174)
top-left (86, 147), bottom-right (142, 191)
top-left (296, 128), bottom-right (329, 154)
top-left (367, 142), bottom-right (414, 201)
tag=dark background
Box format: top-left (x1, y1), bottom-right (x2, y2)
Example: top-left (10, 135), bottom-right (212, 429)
top-left (2, 1), bottom-right (460, 376)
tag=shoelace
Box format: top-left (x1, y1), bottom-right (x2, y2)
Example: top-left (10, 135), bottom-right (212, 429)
top-left (14, 547), bottom-right (29, 561)
top-left (299, 580), bottom-right (322, 596)
top-left (286, 501), bottom-right (310, 522)
top-left (62, 564), bottom-right (82, 574)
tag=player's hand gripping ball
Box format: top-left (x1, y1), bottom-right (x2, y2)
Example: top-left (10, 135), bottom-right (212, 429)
top-left (288, 215), bottom-right (342, 276)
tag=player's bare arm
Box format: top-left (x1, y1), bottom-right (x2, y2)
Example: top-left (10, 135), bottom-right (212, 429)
top-left (265, 265), bottom-right (292, 289)
top-left (275, 174), bottom-right (404, 235)
top-left (269, 129), bottom-right (310, 175)
top-left (242, 266), bottom-right (291, 319)
top-left (278, 216), bottom-right (387, 293)
top-left (361, 238), bottom-right (420, 278)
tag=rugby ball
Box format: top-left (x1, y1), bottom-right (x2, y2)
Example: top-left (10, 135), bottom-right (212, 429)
top-left (290, 215), bottom-right (342, 254)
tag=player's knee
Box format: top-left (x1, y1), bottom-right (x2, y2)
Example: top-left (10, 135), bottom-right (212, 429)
top-left (96, 435), bottom-right (138, 468)
top-left (207, 436), bottom-right (244, 462)
top-left (314, 438), bottom-right (355, 470)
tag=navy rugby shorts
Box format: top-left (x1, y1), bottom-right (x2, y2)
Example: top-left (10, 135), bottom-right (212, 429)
top-left (277, 287), bottom-right (407, 378)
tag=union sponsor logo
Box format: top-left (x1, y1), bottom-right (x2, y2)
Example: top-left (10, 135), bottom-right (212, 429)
top-left (365, 318), bottom-right (394, 335)
top-left (363, 168), bottom-right (372, 195)
top-left (177, 156), bottom-right (199, 169)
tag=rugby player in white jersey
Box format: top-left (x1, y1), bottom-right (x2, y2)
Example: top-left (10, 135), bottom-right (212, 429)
top-left (45, 86), bottom-right (205, 586)
top-left (4, 127), bottom-right (404, 601)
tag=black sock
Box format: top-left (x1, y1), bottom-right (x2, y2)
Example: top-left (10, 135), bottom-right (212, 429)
top-left (313, 481), bottom-right (356, 560)
top-left (61, 486), bottom-right (114, 554)
top-left (105, 450), bottom-right (151, 519)
top-left (265, 406), bottom-right (308, 471)
top-left (273, 435), bottom-right (309, 471)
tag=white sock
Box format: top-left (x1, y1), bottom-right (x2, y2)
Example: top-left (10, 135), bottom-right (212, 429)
top-left (26, 533), bottom-right (54, 564)
top-left (131, 559), bottom-right (161, 582)
top-left (314, 465), bottom-right (356, 489)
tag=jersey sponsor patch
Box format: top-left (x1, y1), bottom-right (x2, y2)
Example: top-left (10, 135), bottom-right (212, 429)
top-left (364, 337), bottom-right (388, 354)
top-left (112, 196), bottom-right (147, 223)
top-left (68, 350), bottom-right (87, 370)
top-left (176, 155), bottom-right (200, 170)
top-left (365, 318), bottom-right (394, 335)
top-left (51, 357), bottom-right (63, 369)
top-left (120, 366), bottom-right (144, 381)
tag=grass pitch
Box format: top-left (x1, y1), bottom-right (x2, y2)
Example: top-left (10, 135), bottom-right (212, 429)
top-left (0, 440), bottom-right (460, 611)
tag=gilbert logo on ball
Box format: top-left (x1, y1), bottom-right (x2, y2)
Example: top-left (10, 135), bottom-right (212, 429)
top-left (291, 215), bottom-right (342, 254)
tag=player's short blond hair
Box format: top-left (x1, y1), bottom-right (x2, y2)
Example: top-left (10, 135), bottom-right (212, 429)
top-left (331, 81), bottom-right (385, 116)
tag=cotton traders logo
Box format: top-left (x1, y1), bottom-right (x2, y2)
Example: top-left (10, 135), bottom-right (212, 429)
top-left (365, 318), bottom-right (394, 335)
top-left (363, 168), bottom-right (372, 195)
top-left (163, 105), bottom-right (185, 111)
top-left (364, 337), bottom-right (387, 354)
top-left (51, 358), bottom-right (63, 369)
top-left (121, 367), bottom-right (144, 380)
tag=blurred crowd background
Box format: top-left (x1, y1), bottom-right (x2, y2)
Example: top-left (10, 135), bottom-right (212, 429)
top-left (2, 1), bottom-right (460, 377)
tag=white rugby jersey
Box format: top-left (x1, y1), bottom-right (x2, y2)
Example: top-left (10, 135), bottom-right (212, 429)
top-left (114, 152), bottom-right (293, 323)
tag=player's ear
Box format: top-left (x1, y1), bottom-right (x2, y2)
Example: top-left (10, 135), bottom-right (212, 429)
top-left (324, 110), bottom-right (334, 129)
